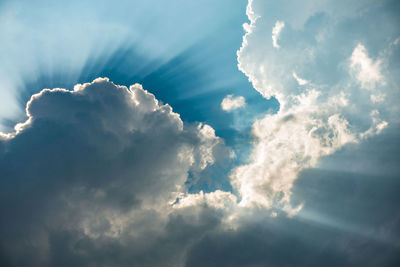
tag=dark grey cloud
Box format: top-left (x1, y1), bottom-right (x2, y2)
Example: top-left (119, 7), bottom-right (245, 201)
top-left (0, 78), bottom-right (227, 266)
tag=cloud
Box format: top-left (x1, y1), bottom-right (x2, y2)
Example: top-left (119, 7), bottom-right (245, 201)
top-left (235, 0), bottom-right (399, 214)
top-left (221, 95), bottom-right (246, 111)
top-left (1, 1), bottom-right (400, 266)
top-left (230, 91), bottom-right (356, 213)
top-left (0, 78), bottom-right (229, 266)
top-left (350, 43), bottom-right (384, 90)
top-left (185, 123), bottom-right (400, 267)
top-left (272, 20), bottom-right (285, 48)
top-left (4, 76), bottom-right (395, 266)
top-left (292, 72), bottom-right (308, 85)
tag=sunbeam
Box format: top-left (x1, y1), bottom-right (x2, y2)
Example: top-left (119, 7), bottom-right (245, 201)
top-left (1, 0), bottom-right (399, 266)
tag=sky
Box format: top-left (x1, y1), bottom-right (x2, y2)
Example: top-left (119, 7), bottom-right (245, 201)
top-left (0, 0), bottom-right (399, 266)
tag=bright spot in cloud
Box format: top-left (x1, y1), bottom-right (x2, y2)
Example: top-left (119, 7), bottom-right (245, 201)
top-left (292, 72), bottom-right (308, 85)
top-left (350, 43), bottom-right (383, 90)
top-left (221, 94), bottom-right (246, 111)
top-left (272, 20), bottom-right (285, 49)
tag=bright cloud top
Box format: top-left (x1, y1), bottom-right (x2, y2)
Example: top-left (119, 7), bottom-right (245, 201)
top-left (236, 0), bottom-right (399, 214)
top-left (221, 94), bottom-right (246, 111)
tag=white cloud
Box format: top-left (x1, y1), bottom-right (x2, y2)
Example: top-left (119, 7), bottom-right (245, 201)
top-left (350, 43), bottom-right (384, 90)
top-left (235, 0), bottom-right (398, 215)
top-left (360, 110), bottom-right (389, 138)
top-left (221, 94), bottom-right (246, 111)
top-left (231, 91), bottom-right (356, 213)
top-left (370, 93), bottom-right (385, 103)
top-left (272, 20), bottom-right (285, 49)
top-left (292, 72), bottom-right (308, 85)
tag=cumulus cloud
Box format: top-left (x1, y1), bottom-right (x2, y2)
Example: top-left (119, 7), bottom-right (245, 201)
top-left (231, 91), bottom-right (356, 213)
top-left (235, 0), bottom-right (399, 214)
top-left (0, 78), bottom-right (229, 266)
top-left (4, 74), bottom-right (392, 267)
top-left (221, 94), bottom-right (246, 111)
top-left (1, 1), bottom-right (400, 265)
top-left (272, 20), bottom-right (285, 48)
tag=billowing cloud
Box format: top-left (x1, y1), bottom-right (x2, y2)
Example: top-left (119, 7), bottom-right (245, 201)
top-left (272, 20), bottom-right (285, 48)
top-left (235, 0), bottom-right (399, 214)
top-left (221, 94), bottom-right (246, 111)
top-left (0, 78), bottom-right (229, 266)
top-left (1, 1), bottom-right (400, 266)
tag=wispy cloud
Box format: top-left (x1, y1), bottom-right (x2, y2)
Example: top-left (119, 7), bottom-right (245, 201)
top-left (292, 72), bottom-right (308, 85)
top-left (272, 20), bottom-right (285, 48)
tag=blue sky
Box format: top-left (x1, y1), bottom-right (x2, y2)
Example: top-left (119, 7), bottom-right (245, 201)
top-left (0, 0), bottom-right (273, 129)
top-left (0, 0), bottom-right (399, 266)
